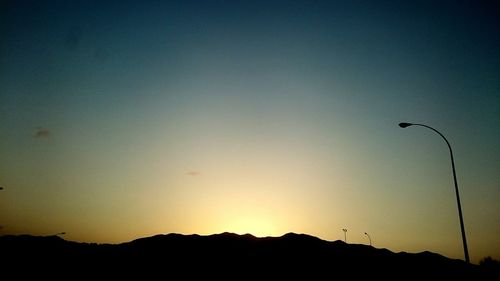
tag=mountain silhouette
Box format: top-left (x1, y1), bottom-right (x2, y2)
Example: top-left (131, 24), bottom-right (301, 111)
top-left (0, 232), bottom-right (495, 278)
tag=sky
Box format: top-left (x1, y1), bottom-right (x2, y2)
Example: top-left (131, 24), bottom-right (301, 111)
top-left (0, 0), bottom-right (499, 264)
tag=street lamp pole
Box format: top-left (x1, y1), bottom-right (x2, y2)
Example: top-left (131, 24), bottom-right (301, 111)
top-left (364, 232), bottom-right (372, 246)
top-left (342, 228), bottom-right (347, 243)
top-left (399, 122), bottom-right (470, 263)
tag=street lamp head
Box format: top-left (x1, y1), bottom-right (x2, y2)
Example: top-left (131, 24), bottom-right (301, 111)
top-left (399, 122), bottom-right (413, 128)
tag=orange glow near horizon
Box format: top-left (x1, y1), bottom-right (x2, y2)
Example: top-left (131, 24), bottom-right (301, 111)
top-left (216, 214), bottom-right (280, 237)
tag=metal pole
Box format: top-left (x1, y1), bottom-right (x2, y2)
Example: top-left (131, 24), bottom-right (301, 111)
top-left (399, 122), bottom-right (470, 263)
top-left (365, 232), bottom-right (371, 246)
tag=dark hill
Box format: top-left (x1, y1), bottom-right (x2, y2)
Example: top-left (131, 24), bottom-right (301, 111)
top-left (0, 233), bottom-right (494, 278)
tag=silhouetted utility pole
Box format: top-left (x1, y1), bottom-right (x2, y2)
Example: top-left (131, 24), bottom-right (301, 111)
top-left (399, 122), bottom-right (470, 263)
top-left (342, 228), bottom-right (347, 243)
top-left (364, 232), bottom-right (371, 246)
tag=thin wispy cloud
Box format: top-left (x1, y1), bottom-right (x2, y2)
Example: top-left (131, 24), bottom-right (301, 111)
top-left (186, 171), bottom-right (201, 176)
top-left (33, 127), bottom-right (51, 139)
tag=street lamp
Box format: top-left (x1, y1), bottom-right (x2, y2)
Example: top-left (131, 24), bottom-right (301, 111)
top-left (399, 122), bottom-right (470, 263)
top-left (364, 232), bottom-right (372, 246)
top-left (342, 228), bottom-right (347, 243)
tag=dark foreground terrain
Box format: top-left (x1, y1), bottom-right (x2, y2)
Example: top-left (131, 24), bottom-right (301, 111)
top-left (1, 232), bottom-right (497, 278)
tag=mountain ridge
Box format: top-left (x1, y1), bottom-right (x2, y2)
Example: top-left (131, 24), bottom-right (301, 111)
top-left (0, 232), bottom-right (494, 278)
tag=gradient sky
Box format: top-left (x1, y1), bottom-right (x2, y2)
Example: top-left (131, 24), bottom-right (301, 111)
top-left (1, 0), bottom-right (499, 263)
